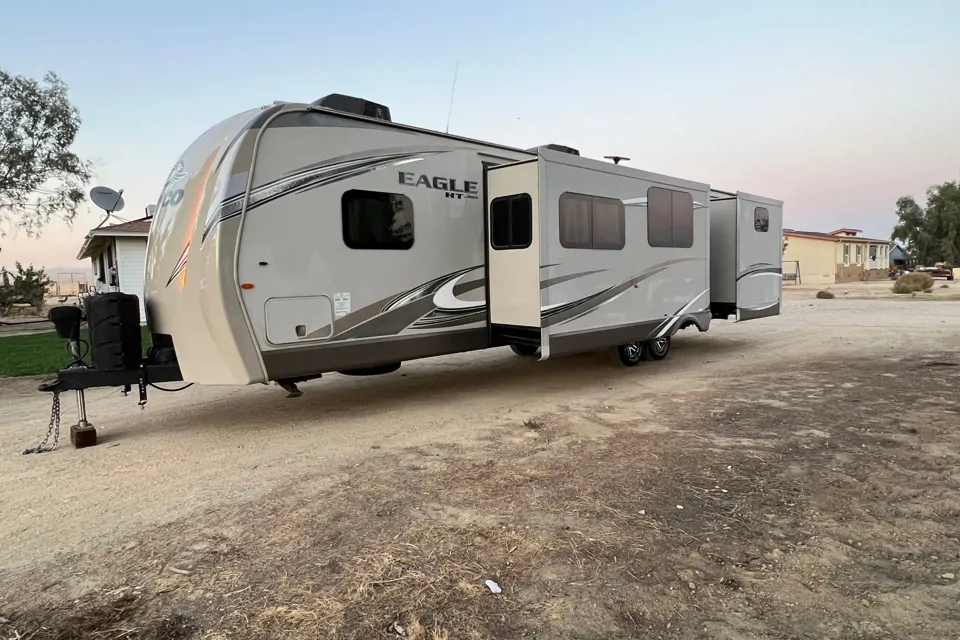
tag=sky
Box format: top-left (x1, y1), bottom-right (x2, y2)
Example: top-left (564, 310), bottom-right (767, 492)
top-left (1, 0), bottom-right (959, 270)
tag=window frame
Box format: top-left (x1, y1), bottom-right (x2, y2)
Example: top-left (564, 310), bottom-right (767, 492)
top-left (754, 207), bottom-right (770, 233)
top-left (646, 186), bottom-right (694, 249)
top-left (490, 192), bottom-right (533, 251)
top-left (558, 191), bottom-right (626, 251)
top-left (341, 189), bottom-right (415, 251)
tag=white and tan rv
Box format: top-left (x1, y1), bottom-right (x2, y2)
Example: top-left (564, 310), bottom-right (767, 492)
top-left (39, 93), bottom-right (783, 448)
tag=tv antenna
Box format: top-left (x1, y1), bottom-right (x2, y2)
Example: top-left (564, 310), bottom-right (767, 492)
top-left (604, 155), bottom-right (630, 165)
top-left (89, 186), bottom-right (126, 229)
top-left (444, 61), bottom-right (460, 134)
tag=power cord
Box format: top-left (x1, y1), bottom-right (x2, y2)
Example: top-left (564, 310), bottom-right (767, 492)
top-left (64, 338), bottom-right (90, 368)
top-left (148, 382), bottom-right (194, 392)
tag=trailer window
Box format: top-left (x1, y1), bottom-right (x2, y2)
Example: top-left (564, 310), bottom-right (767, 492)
top-left (490, 193), bottom-right (532, 250)
top-left (559, 193), bottom-right (591, 249)
top-left (341, 190), bottom-right (414, 250)
top-left (754, 207), bottom-right (769, 233)
top-left (647, 187), bottom-right (693, 249)
top-left (559, 192), bottom-right (625, 250)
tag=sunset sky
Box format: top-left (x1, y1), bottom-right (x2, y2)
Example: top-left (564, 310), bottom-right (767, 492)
top-left (2, 0), bottom-right (959, 269)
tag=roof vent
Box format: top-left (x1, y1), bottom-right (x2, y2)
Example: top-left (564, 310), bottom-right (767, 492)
top-left (311, 93), bottom-right (392, 122)
top-left (529, 144), bottom-right (579, 156)
top-left (544, 144), bottom-right (579, 156)
top-left (527, 144), bottom-right (580, 156)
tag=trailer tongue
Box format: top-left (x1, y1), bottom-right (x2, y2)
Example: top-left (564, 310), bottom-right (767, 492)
top-left (26, 294), bottom-right (184, 452)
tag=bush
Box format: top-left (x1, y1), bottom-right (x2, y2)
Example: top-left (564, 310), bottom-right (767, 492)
top-left (892, 280), bottom-right (914, 294)
top-left (898, 272), bottom-right (935, 291)
top-left (816, 290), bottom-right (835, 299)
top-left (923, 287), bottom-right (934, 293)
top-left (0, 270), bottom-right (12, 316)
top-left (0, 263), bottom-right (53, 313)
top-left (941, 284), bottom-right (950, 289)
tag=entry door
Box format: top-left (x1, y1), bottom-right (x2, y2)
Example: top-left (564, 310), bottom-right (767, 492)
top-left (486, 160), bottom-right (540, 329)
top-left (736, 193), bottom-right (783, 320)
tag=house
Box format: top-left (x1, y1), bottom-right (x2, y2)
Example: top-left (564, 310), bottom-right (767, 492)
top-left (889, 243), bottom-right (909, 269)
top-left (77, 216), bottom-right (152, 320)
top-left (782, 228), bottom-right (891, 285)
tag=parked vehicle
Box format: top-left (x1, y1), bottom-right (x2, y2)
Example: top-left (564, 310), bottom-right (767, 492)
top-left (919, 263), bottom-right (955, 281)
top-left (38, 93), bottom-right (784, 447)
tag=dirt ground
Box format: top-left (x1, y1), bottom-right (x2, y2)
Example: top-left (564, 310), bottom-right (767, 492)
top-left (787, 278), bottom-right (960, 300)
top-left (1, 290), bottom-right (959, 639)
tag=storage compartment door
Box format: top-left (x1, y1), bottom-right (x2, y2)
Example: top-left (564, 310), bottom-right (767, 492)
top-left (486, 160), bottom-right (541, 345)
top-left (736, 193), bottom-right (783, 321)
top-left (264, 295), bottom-right (335, 345)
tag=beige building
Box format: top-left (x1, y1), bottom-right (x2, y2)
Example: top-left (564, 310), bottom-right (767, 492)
top-left (782, 228), bottom-right (890, 285)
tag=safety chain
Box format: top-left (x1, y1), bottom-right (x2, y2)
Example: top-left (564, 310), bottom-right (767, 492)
top-left (23, 391), bottom-right (61, 455)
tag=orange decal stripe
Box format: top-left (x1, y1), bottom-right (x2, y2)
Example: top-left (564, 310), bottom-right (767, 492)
top-left (178, 151), bottom-right (220, 288)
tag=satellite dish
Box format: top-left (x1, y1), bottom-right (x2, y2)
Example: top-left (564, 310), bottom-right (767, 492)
top-left (604, 155), bottom-right (630, 165)
top-left (89, 186), bottom-right (125, 213)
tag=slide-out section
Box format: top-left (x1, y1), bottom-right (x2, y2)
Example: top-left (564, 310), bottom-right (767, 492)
top-left (485, 159), bottom-right (542, 349)
top-left (709, 190), bottom-right (783, 321)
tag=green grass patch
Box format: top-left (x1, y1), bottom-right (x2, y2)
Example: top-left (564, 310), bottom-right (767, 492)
top-left (0, 326), bottom-right (152, 377)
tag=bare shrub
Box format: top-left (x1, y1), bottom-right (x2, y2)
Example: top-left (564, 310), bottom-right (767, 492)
top-left (893, 280), bottom-right (915, 295)
top-left (816, 290), bottom-right (835, 299)
top-left (899, 272), bottom-right (935, 291)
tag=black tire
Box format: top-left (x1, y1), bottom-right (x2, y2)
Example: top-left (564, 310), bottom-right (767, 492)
top-left (643, 336), bottom-right (671, 361)
top-left (510, 343), bottom-right (540, 357)
top-left (616, 342), bottom-right (644, 367)
top-left (338, 362), bottom-right (401, 376)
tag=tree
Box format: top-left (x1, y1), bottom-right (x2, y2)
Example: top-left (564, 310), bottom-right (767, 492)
top-left (0, 69), bottom-right (93, 243)
top-left (892, 178), bottom-right (960, 266)
top-left (0, 267), bottom-right (12, 316)
top-left (782, 236), bottom-right (788, 255)
top-left (0, 262), bottom-right (53, 311)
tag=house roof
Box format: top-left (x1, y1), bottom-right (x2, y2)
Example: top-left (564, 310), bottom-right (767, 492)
top-left (78, 217), bottom-right (152, 260)
top-left (93, 218), bottom-right (153, 235)
top-left (828, 228), bottom-right (863, 235)
top-left (783, 229), bottom-right (889, 244)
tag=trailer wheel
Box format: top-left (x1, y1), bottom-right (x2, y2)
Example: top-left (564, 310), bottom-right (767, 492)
top-left (510, 344), bottom-right (540, 357)
top-left (643, 336), bottom-right (671, 361)
top-left (616, 342), bottom-right (644, 367)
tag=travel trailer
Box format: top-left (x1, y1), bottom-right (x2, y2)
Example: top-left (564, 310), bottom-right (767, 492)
top-left (34, 93), bottom-right (783, 450)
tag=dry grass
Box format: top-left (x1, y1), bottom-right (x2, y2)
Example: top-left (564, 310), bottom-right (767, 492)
top-left (4, 354), bottom-right (960, 639)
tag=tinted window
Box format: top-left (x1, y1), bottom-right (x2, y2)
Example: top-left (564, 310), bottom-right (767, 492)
top-left (559, 192), bottom-right (592, 248)
top-left (592, 196), bottom-right (626, 250)
top-left (491, 194), bottom-right (532, 250)
top-left (559, 193), bottom-right (625, 250)
top-left (647, 187), bottom-right (675, 248)
top-left (754, 206), bottom-right (769, 233)
top-left (647, 186), bottom-right (694, 248)
top-left (671, 190), bottom-right (694, 249)
top-left (342, 190), bottom-right (414, 250)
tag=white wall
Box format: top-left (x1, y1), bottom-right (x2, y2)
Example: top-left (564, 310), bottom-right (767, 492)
top-left (116, 237), bottom-right (148, 322)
